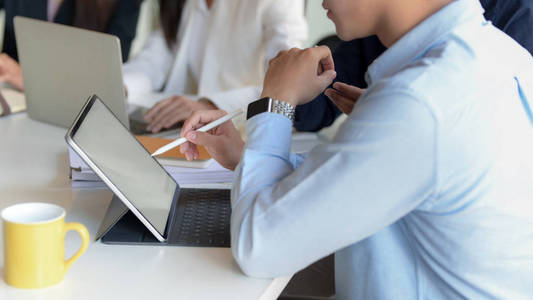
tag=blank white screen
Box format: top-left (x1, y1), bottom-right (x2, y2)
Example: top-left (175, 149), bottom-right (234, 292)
top-left (72, 99), bottom-right (176, 236)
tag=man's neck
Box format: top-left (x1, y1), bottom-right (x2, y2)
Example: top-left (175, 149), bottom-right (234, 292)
top-left (375, 0), bottom-right (453, 47)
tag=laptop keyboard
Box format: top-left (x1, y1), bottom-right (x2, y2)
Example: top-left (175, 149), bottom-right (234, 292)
top-left (173, 189), bottom-right (231, 247)
top-left (129, 118), bottom-right (151, 135)
top-left (129, 117), bottom-right (182, 135)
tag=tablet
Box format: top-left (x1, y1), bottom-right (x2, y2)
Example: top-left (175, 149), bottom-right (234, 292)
top-left (66, 95), bottom-right (178, 242)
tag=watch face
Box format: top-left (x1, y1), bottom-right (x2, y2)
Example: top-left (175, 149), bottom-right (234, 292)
top-left (247, 97), bottom-right (271, 120)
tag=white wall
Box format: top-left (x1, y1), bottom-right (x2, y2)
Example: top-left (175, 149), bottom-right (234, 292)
top-left (305, 1), bottom-right (336, 47)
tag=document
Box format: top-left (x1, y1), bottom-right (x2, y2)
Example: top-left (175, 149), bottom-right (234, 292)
top-left (0, 88), bottom-right (26, 116)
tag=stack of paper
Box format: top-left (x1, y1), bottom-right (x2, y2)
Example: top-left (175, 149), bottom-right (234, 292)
top-left (68, 147), bottom-right (234, 188)
top-left (0, 87), bottom-right (26, 116)
top-left (67, 130), bottom-right (328, 189)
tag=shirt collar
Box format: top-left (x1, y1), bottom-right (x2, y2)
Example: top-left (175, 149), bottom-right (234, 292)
top-left (365, 0), bottom-right (485, 85)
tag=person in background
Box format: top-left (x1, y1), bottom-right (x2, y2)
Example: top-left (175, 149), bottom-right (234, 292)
top-left (0, 0), bottom-right (142, 91)
top-left (295, 0), bottom-right (533, 132)
top-left (123, 0), bottom-right (307, 133)
top-left (177, 0), bottom-right (533, 298)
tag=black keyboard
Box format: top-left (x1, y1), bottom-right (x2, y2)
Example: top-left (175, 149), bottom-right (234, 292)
top-left (172, 189), bottom-right (231, 247)
top-left (128, 117), bottom-right (182, 135)
top-left (129, 118), bottom-right (151, 135)
top-left (100, 189), bottom-right (231, 248)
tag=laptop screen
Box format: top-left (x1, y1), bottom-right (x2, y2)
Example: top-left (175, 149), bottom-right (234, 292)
top-left (70, 97), bottom-right (177, 237)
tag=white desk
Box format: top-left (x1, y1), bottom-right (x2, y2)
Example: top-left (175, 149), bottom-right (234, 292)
top-left (0, 113), bottom-right (291, 300)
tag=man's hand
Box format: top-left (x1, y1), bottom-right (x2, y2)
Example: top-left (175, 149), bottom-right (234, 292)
top-left (325, 82), bottom-right (366, 115)
top-left (0, 54), bottom-right (23, 91)
top-left (261, 46), bottom-right (337, 106)
top-left (144, 96), bottom-right (216, 133)
top-left (180, 110), bottom-right (245, 171)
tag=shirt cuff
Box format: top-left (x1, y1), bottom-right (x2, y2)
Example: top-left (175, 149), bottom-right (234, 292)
top-left (245, 112), bottom-right (293, 158)
top-left (123, 71), bottom-right (152, 102)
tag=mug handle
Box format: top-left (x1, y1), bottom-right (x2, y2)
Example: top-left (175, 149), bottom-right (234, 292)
top-left (63, 222), bottom-right (90, 272)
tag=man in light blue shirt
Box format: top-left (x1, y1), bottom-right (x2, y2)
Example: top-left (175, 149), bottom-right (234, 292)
top-left (179, 0), bottom-right (533, 298)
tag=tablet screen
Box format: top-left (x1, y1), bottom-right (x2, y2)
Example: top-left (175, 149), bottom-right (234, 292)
top-left (71, 98), bottom-right (177, 237)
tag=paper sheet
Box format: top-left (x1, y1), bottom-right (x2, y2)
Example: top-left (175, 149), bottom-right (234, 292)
top-left (1, 88), bottom-right (26, 113)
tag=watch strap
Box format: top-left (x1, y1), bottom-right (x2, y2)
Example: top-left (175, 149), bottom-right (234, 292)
top-left (246, 97), bottom-right (295, 122)
top-left (271, 99), bottom-right (295, 122)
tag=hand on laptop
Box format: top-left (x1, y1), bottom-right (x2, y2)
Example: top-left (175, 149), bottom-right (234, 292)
top-left (324, 82), bottom-right (365, 115)
top-left (144, 95), bottom-right (216, 133)
top-left (0, 54), bottom-right (23, 91)
top-left (180, 109), bottom-right (244, 171)
top-left (261, 46), bottom-right (336, 106)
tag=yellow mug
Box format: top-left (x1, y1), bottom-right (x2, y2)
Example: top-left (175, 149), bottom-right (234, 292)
top-left (2, 202), bottom-right (90, 289)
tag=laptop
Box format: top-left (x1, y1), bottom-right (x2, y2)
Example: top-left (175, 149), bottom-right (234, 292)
top-left (14, 16), bottom-right (156, 134)
top-left (66, 95), bottom-right (231, 247)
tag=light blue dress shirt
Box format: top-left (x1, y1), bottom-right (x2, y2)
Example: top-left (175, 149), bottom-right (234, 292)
top-left (231, 0), bottom-right (533, 298)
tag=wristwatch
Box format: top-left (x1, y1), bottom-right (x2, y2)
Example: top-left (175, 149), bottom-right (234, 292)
top-left (246, 97), bottom-right (296, 122)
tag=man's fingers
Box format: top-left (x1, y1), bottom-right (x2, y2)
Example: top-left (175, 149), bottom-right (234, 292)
top-left (178, 141), bottom-right (198, 160)
top-left (325, 88), bottom-right (353, 105)
top-left (179, 141), bottom-right (190, 154)
top-left (184, 148), bottom-right (196, 161)
top-left (313, 45), bottom-right (334, 72)
top-left (317, 61), bottom-right (324, 75)
top-left (181, 110), bottom-right (228, 138)
top-left (332, 82), bottom-right (365, 99)
top-left (330, 98), bottom-right (352, 115)
top-left (310, 46), bottom-right (335, 89)
top-left (186, 131), bottom-right (218, 161)
top-left (325, 88), bottom-right (355, 115)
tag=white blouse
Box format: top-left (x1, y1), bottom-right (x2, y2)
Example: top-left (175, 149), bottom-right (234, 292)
top-left (123, 0), bottom-right (307, 115)
top-left (187, 0), bottom-right (210, 90)
top-left (47, 0), bottom-right (62, 21)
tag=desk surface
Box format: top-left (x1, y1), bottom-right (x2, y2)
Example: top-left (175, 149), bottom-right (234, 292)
top-left (0, 113), bottom-right (290, 300)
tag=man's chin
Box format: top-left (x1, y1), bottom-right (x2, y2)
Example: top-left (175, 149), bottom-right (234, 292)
top-left (336, 28), bottom-right (372, 42)
top-left (337, 31), bottom-right (360, 42)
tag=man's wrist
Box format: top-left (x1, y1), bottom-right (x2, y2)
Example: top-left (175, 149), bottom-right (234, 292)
top-left (246, 112), bottom-right (293, 158)
top-left (260, 89), bottom-right (298, 107)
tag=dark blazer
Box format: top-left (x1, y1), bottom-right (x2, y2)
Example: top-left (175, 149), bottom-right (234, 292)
top-left (0, 0), bottom-right (142, 62)
top-left (295, 0), bottom-right (533, 132)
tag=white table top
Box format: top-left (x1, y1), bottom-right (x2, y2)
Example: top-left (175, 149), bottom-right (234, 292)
top-left (0, 113), bottom-right (290, 300)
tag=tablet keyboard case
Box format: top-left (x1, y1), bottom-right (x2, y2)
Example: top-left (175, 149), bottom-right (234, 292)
top-left (100, 189), bottom-right (231, 248)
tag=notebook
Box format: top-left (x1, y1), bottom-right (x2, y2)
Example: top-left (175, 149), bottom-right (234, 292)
top-left (0, 88), bottom-right (26, 116)
top-left (68, 146), bottom-right (233, 186)
top-left (135, 136), bottom-right (214, 168)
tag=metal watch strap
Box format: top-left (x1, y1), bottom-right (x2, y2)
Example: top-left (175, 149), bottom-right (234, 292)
top-left (271, 99), bottom-right (295, 122)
